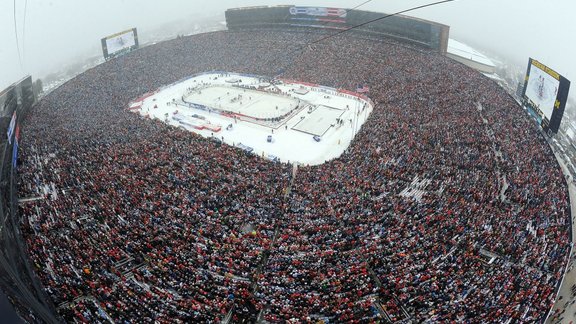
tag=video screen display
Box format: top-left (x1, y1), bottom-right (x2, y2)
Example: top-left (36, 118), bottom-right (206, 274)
top-left (106, 30), bottom-right (136, 55)
top-left (522, 58), bottom-right (570, 134)
top-left (525, 61), bottom-right (560, 122)
top-left (101, 28), bottom-right (139, 59)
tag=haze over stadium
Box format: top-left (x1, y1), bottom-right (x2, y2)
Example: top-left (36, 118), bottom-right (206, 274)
top-left (1, 0), bottom-right (575, 98)
top-left (1, 1), bottom-right (576, 323)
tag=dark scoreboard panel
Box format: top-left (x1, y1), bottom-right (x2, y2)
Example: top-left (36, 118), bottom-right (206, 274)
top-left (0, 86), bottom-right (17, 119)
top-left (1, 76), bottom-right (34, 143)
top-left (522, 58), bottom-right (571, 134)
top-left (1, 77), bottom-right (33, 121)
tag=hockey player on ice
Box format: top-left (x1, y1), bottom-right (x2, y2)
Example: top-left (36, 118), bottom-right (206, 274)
top-left (537, 75), bottom-right (545, 99)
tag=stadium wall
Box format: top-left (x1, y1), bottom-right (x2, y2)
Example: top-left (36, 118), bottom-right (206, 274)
top-left (345, 10), bottom-right (449, 54)
top-left (0, 77), bottom-right (61, 323)
top-left (225, 6), bottom-right (449, 54)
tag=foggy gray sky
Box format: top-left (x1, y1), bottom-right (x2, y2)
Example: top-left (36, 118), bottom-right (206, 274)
top-left (1, 0), bottom-right (575, 92)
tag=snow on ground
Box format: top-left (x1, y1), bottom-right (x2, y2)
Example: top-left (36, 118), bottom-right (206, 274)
top-left (130, 72), bottom-right (373, 166)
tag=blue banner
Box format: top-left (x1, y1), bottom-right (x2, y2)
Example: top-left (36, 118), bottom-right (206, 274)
top-left (12, 139), bottom-right (18, 168)
top-left (7, 111), bottom-right (16, 144)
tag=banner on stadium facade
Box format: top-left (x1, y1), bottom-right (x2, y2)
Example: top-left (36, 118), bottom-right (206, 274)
top-left (289, 7), bottom-right (347, 18)
top-left (7, 111), bottom-right (16, 144)
top-left (12, 123), bottom-right (20, 168)
top-left (12, 136), bottom-right (18, 168)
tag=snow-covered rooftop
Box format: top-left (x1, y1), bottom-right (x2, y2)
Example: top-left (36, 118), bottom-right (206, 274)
top-left (448, 39), bottom-right (495, 67)
top-left (482, 72), bottom-right (505, 82)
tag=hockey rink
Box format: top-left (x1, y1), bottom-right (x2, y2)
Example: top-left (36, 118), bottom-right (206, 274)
top-left (130, 72), bottom-right (373, 165)
top-left (184, 86), bottom-right (301, 119)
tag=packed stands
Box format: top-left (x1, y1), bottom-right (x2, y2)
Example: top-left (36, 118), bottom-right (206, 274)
top-left (17, 29), bottom-right (570, 323)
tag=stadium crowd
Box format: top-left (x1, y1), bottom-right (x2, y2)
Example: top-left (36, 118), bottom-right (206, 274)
top-left (17, 29), bottom-right (570, 323)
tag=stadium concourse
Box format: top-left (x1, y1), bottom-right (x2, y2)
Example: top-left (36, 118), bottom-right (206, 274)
top-left (17, 29), bottom-right (570, 323)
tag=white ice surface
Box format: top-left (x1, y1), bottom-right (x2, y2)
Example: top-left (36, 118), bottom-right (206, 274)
top-left (132, 73), bottom-right (373, 166)
top-left (184, 85), bottom-right (299, 119)
top-left (292, 105), bottom-right (346, 136)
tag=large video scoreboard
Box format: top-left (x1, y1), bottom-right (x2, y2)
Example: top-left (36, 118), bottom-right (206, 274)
top-left (522, 58), bottom-right (571, 134)
top-left (101, 28), bottom-right (139, 60)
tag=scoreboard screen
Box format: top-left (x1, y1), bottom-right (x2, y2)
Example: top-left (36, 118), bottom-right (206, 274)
top-left (101, 28), bottom-right (139, 60)
top-left (522, 58), bottom-right (571, 134)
